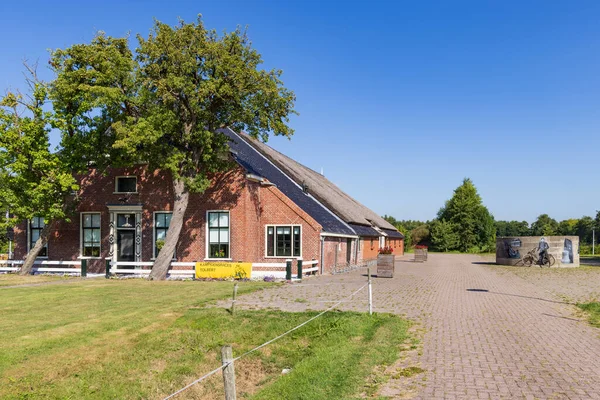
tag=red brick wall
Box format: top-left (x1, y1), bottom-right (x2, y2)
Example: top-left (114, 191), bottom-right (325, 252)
top-left (384, 237), bottom-right (404, 256)
top-left (322, 237), bottom-right (353, 273)
top-left (361, 236), bottom-right (380, 260)
top-left (12, 165), bottom-right (405, 274)
top-left (13, 166), bottom-right (323, 273)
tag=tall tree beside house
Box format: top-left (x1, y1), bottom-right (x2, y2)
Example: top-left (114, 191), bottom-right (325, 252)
top-left (50, 17), bottom-right (296, 280)
top-left (437, 178), bottom-right (495, 252)
top-left (49, 34), bottom-right (135, 173)
top-left (0, 78), bottom-right (78, 274)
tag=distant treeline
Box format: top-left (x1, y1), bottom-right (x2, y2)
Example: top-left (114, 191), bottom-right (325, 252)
top-left (384, 179), bottom-right (599, 254)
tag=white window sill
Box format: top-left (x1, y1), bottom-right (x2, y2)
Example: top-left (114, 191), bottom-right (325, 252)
top-left (204, 258), bottom-right (233, 261)
top-left (150, 258), bottom-right (177, 261)
top-left (113, 192), bottom-right (139, 195)
top-left (78, 256), bottom-right (103, 260)
top-left (264, 256), bottom-right (302, 259)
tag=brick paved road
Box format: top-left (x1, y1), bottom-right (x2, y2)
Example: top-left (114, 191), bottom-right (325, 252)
top-left (229, 253), bottom-right (600, 399)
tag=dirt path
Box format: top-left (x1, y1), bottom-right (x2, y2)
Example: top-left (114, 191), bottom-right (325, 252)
top-left (226, 253), bottom-right (600, 399)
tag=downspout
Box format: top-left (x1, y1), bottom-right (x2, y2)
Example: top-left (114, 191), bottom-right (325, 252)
top-left (320, 236), bottom-right (325, 275)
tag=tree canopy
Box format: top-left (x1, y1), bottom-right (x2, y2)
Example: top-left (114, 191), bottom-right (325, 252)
top-left (437, 178), bottom-right (495, 252)
top-left (50, 17), bottom-right (297, 279)
top-left (530, 214), bottom-right (559, 236)
top-left (0, 75), bottom-right (78, 273)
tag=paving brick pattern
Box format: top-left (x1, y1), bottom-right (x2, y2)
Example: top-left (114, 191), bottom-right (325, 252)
top-left (229, 253), bottom-right (600, 399)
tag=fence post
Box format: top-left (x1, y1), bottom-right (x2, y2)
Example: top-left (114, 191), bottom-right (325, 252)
top-left (231, 282), bottom-right (239, 314)
top-left (285, 259), bottom-right (292, 281)
top-left (367, 267), bottom-right (373, 315)
top-left (297, 258), bottom-right (303, 280)
top-left (81, 259), bottom-right (87, 278)
top-left (221, 345), bottom-right (236, 400)
top-left (105, 259), bottom-right (111, 279)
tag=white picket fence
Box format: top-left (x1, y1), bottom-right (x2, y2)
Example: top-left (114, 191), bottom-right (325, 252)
top-left (0, 260), bottom-right (82, 274)
top-left (0, 258), bottom-right (319, 279)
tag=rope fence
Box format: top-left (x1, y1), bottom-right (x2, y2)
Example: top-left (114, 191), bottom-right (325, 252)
top-left (162, 277), bottom-right (372, 400)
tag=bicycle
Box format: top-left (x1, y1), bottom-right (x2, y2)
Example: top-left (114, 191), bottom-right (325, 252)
top-left (517, 248), bottom-right (555, 267)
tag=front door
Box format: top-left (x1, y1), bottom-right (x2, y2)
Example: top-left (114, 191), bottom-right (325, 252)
top-left (117, 230), bottom-right (135, 262)
top-left (116, 213), bottom-right (136, 267)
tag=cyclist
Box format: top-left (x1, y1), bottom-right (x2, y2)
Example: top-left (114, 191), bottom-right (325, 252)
top-left (538, 237), bottom-right (549, 266)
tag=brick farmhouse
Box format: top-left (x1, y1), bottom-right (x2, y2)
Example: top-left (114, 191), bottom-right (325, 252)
top-left (13, 128), bottom-right (404, 274)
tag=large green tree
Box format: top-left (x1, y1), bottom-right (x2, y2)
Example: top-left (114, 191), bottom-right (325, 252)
top-left (429, 219), bottom-right (459, 252)
top-left (437, 178), bottom-right (495, 252)
top-left (51, 17), bottom-right (296, 279)
top-left (530, 214), bottom-right (559, 236)
top-left (557, 218), bottom-right (578, 236)
top-left (0, 74), bottom-right (78, 274)
top-left (575, 216), bottom-right (595, 244)
top-left (495, 220), bottom-right (530, 237)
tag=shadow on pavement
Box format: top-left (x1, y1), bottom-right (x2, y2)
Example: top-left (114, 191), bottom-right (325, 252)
top-left (541, 313), bottom-right (583, 322)
top-left (466, 289), bottom-right (574, 305)
top-left (471, 262), bottom-right (497, 265)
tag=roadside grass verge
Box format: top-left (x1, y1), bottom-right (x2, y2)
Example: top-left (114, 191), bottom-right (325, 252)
top-left (577, 302), bottom-right (600, 328)
top-left (0, 273), bottom-right (74, 287)
top-left (0, 279), bottom-right (411, 399)
top-left (0, 279), bottom-right (270, 399)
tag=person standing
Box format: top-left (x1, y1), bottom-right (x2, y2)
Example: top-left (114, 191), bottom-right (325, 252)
top-left (538, 237), bottom-right (549, 266)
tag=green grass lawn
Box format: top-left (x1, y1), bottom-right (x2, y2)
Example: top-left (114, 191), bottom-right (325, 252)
top-left (0, 277), bottom-right (411, 399)
top-left (577, 302), bottom-right (600, 328)
top-left (0, 273), bottom-right (75, 287)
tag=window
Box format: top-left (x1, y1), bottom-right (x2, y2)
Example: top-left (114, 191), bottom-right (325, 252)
top-left (370, 238), bottom-right (374, 250)
top-left (154, 212), bottom-right (173, 258)
top-left (29, 217), bottom-right (48, 257)
top-left (81, 213), bottom-right (101, 257)
top-left (115, 176), bottom-right (137, 193)
top-left (208, 211), bottom-right (230, 258)
top-left (266, 225), bottom-right (301, 257)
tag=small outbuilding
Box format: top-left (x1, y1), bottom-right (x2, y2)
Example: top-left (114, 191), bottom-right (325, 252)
top-left (496, 236), bottom-right (580, 267)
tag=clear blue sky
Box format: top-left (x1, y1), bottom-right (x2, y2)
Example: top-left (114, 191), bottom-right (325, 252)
top-left (2, 0), bottom-right (599, 223)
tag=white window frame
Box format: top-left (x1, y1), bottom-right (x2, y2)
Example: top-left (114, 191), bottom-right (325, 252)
top-left (152, 211), bottom-right (176, 260)
top-left (27, 217), bottom-right (48, 259)
top-left (205, 210), bottom-right (232, 261)
top-left (79, 212), bottom-right (102, 259)
top-left (114, 176), bottom-right (138, 194)
top-left (264, 224), bottom-right (302, 259)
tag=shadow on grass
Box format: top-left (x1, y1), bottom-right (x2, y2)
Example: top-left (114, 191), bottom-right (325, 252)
top-left (466, 288), bottom-right (575, 305)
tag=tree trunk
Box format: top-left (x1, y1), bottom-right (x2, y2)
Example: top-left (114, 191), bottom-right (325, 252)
top-left (149, 178), bottom-right (189, 280)
top-left (20, 221), bottom-right (54, 275)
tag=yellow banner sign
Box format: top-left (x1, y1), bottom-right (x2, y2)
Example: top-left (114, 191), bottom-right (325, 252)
top-left (195, 261), bottom-right (252, 279)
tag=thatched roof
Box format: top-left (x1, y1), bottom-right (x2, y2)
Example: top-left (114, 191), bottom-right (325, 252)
top-left (224, 129), bottom-right (356, 235)
top-left (238, 133), bottom-right (398, 232)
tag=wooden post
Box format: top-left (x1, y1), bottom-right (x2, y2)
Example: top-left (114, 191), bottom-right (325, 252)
top-left (367, 267), bottom-right (373, 315)
top-left (105, 259), bottom-right (111, 279)
top-left (221, 345), bottom-right (236, 400)
top-left (297, 258), bottom-right (303, 280)
top-left (81, 259), bottom-right (87, 278)
top-left (285, 259), bottom-right (292, 281)
top-left (231, 282), bottom-right (239, 314)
